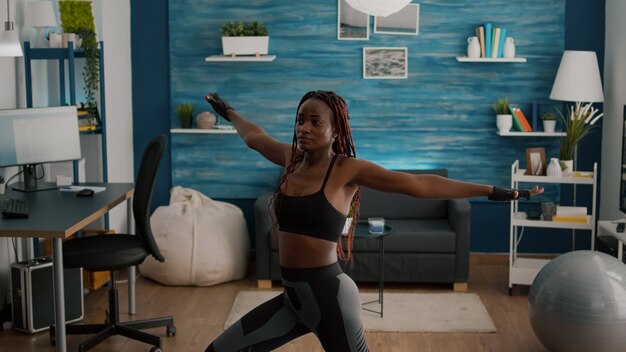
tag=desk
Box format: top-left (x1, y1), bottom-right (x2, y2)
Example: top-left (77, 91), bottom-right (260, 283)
top-left (0, 183), bottom-right (134, 352)
top-left (598, 220), bottom-right (626, 261)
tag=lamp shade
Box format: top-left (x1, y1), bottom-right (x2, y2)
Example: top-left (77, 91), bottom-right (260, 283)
top-left (24, 1), bottom-right (57, 27)
top-left (0, 30), bottom-right (23, 56)
top-left (549, 50), bottom-right (604, 103)
top-left (345, 0), bottom-right (412, 17)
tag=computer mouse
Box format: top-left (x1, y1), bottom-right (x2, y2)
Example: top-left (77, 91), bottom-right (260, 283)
top-left (77, 189), bottom-right (95, 197)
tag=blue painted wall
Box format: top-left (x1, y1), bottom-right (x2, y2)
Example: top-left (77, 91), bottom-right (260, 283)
top-left (170, 0), bottom-right (564, 199)
top-left (131, 0), bottom-right (605, 252)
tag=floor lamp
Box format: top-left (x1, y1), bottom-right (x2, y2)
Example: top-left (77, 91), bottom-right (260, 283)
top-left (549, 50), bottom-right (604, 250)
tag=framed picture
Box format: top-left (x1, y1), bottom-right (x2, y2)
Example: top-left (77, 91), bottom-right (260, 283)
top-left (362, 47), bottom-right (408, 79)
top-left (337, 0), bottom-right (369, 40)
top-left (525, 147), bottom-right (547, 176)
top-left (374, 4), bottom-right (420, 35)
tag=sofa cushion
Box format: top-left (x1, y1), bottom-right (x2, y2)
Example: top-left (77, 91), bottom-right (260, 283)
top-left (349, 219), bottom-right (455, 253)
top-left (359, 169), bottom-right (448, 220)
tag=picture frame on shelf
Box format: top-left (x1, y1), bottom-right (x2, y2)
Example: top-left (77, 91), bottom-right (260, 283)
top-left (363, 47), bottom-right (408, 79)
top-left (337, 0), bottom-right (369, 40)
top-left (374, 4), bottom-right (419, 35)
top-left (525, 147), bottom-right (547, 176)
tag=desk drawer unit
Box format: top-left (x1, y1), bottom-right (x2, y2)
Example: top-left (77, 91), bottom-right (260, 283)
top-left (10, 256), bottom-right (84, 333)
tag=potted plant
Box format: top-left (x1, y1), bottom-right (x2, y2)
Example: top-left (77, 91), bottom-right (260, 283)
top-left (493, 98), bottom-right (512, 133)
top-left (557, 102), bottom-right (603, 175)
top-left (59, 0), bottom-right (100, 112)
top-left (220, 21), bottom-right (269, 57)
top-left (176, 102), bottom-right (193, 128)
top-left (541, 112), bottom-right (557, 132)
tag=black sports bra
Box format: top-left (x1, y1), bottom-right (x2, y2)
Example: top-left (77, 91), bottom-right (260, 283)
top-left (277, 154), bottom-right (347, 242)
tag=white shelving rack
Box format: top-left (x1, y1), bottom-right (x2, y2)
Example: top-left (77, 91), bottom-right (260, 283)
top-left (508, 160), bottom-right (598, 295)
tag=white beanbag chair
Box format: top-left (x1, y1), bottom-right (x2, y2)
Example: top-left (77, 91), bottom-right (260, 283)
top-left (139, 186), bottom-right (250, 286)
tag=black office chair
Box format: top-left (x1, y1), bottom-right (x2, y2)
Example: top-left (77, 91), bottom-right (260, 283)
top-left (50, 135), bottom-right (175, 352)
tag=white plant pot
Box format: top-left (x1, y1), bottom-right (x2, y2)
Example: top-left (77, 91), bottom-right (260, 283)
top-left (221, 36), bottom-right (269, 56)
top-left (496, 114), bottom-right (513, 133)
top-left (0, 183), bottom-right (5, 195)
top-left (542, 120), bottom-right (556, 132)
top-left (561, 159), bottom-right (574, 176)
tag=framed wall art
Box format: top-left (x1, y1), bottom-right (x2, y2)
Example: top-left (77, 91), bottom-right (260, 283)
top-left (374, 4), bottom-right (419, 35)
top-left (362, 47), bottom-right (408, 79)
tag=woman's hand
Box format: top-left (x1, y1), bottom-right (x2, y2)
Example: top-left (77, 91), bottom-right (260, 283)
top-left (488, 185), bottom-right (544, 201)
top-left (205, 93), bottom-right (234, 121)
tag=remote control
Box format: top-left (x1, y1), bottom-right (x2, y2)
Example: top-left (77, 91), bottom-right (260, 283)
top-left (617, 222), bottom-right (625, 233)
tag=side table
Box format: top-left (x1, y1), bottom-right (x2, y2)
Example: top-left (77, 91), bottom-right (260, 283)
top-left (342, 221), bottom-right (393, 317)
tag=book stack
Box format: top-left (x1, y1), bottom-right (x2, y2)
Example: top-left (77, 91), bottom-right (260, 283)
top-left (77, 105), bottom-right (100, 132)
top-left (475, 23), bottom-right (507, 58)
top-left (508, 104), bottom-right (532, 132)
top-left (552, 206), bottom-right (588, 223)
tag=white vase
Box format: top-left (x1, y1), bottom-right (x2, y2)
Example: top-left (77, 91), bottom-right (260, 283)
top-left (503, 37), bottom-right (515, 58)
top-left (196, 111), bottom-right (216, 129)
top-left (496, 114), bottom-right (513, 133)
top-left (547, 158), bottom-right (562, 177)
top-left (467, 36), bottom-right (480, 58)
top-left (542, 120), bottom-right (556, 133)
top-left (0, 183), bottom-right (5, 195)
top-left (561, 159), bottom-right (574, 176)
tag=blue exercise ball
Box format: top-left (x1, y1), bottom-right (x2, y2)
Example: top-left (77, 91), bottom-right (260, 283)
top-left (528, 250), bottom-right (626, 352)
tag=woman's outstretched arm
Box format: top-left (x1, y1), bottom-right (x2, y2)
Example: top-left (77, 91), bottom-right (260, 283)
top-left (206, 93), bottom-right (292, 167)
top-left (346, 158), bottom-right (543, 200)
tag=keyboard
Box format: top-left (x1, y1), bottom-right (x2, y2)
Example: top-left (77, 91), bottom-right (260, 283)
top-left (2, 198), bottom-right (29, 219)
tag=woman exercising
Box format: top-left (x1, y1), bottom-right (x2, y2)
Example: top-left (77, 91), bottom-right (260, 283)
top-left (203, 91), bottom-right (543, 352)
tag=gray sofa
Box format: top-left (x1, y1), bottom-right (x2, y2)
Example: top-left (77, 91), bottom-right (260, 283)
top-left (254, 169), bottom-right (471, 291)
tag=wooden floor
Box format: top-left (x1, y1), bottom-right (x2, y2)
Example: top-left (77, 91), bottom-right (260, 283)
top-left (0, 254), bottom-right (548, 352)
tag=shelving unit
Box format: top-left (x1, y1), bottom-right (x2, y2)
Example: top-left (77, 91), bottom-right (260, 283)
top-left (508, 160), bottom-right (597, 295)
top-left (497, 131), bottom-right (566, 137)
top-left (23, 40), bottom-right (108, 222)
top-left (456, 56), bottom-right (526, 63)
top-left (205, 55), bottom-right (276, 62)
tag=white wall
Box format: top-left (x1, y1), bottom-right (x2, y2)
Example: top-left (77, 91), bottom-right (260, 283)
top-left (600, 0), bottom-right (626, 221)
top-left (0, 0), bottom-right (133, 304)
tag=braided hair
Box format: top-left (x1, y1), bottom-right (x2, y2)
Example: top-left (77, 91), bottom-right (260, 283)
top-left (269, 91), bottom-right (361, 260)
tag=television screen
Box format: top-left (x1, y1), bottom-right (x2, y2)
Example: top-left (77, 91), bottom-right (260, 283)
top-left (621, 105), bottom-right (626, 213)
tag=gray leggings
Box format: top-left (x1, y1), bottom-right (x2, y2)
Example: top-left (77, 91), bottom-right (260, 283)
top-left (205, 262), bottom-right (369, 352)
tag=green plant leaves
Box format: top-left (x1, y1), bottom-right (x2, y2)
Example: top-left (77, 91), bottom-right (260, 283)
top-left (59, 1), bottom-right (99, 105)
top-left (220, 21), bottom-right (268, 36)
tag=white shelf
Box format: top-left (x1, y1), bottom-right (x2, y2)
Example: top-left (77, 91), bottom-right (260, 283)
top-left (512, 212), bottom-right (593, 230)
top-left (205, 55), bottom-right (276, 62)
top-left (508, 160), bottom-right (597, 293)
top-left (497, 131), bottom-right (566, 137)
top-left (171, 128), bottom-right (237, 134)
top-left (510, 258), bottom-right (551, 285)
top-left (456, 56), bottom-right (526, 62)
top-left (512, 170), bottom-right (595, 184)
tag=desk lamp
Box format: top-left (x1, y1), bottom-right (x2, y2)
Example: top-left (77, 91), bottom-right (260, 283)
top-left (345, 0), bottom-right (412, 17)
top-left (24, 1), bottom-right (57, 48)
top-left (0, 0), bottom-right (22, 56)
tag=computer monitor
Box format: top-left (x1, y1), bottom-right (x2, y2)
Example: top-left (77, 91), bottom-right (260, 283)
top-left (0, 106), bottom-right (81, 192)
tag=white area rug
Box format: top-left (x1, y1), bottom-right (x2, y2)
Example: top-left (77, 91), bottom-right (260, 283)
top-left (224, 291), bottom-right (496, 333)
